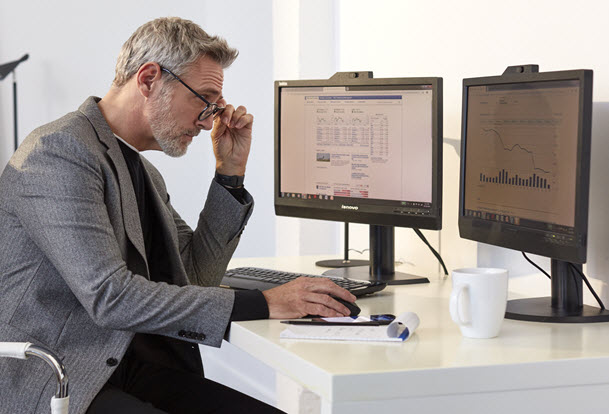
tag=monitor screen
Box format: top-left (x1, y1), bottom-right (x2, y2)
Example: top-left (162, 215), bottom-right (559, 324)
top-left (459, 70), bottom-right (592, 264)
top-left (275, 76), bottom-right (442, 230)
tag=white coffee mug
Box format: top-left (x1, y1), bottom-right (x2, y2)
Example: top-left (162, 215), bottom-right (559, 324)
top-left (449, 268), bottom-right (508, 339)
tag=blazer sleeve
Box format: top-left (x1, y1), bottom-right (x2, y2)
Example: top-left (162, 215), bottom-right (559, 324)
top-left (175, 181), bottom-right (254, 286)
top-left (8, 131), bottom-right (234, 347)
top-left (142, 159), bottom-right (254, 287)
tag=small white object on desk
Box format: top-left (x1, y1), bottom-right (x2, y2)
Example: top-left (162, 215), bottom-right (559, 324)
top-left (449, 267), bottom-right (508, 339)
top-left (280, 312), bottom-right (420, 342)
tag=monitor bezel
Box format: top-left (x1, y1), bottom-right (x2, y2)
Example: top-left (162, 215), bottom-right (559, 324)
top-left (274, 76), bottom-right (443, 230)
top-left (458, 69), bottom-right (593, 263)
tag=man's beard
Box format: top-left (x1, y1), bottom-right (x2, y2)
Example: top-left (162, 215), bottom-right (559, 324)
top-left (147, 85), bottom-right (199, 158)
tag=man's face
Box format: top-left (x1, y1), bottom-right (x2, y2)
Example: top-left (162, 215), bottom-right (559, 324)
top-left (147, 56), bottom-right (225, 157)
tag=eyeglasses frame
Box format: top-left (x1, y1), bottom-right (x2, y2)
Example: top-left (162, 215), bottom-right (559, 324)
top-left (160, 66), bottom-right (225, 121)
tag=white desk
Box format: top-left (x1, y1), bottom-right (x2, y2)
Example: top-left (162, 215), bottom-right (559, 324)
top-left (201, 256), bottom-right (609, 413)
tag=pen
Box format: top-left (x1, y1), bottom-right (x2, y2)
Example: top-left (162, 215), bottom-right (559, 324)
top-left (280, 320), bottom-right (381, 326)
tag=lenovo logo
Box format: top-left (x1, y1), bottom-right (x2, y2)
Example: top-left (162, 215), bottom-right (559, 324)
top-left (341, 205), bottom-right (359, 210)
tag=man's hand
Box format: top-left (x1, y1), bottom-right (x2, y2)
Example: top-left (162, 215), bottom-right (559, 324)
top-left (211, 103), bottom-right (253, 176)
top-left (262, 277), bottom-right (357, 319)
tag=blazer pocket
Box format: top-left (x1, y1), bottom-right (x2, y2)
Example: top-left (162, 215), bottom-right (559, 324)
top-left (0, 321), bottom-right (56, 414)
top-left (8, 259), bottom-right (78, 351)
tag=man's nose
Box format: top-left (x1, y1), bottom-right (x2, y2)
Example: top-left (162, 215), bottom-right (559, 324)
top-left (196, 116), bottom-right (215, 131)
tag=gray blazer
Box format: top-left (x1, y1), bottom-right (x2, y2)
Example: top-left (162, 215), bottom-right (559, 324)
top-left (0, 97), bottom-right (253, 414)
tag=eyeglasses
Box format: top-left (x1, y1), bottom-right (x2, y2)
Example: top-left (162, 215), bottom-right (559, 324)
top-left (160, 66), bottom-right (225, 121)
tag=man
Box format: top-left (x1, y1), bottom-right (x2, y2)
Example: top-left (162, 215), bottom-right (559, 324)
top-left (0, 17), bottom-right (355, 413)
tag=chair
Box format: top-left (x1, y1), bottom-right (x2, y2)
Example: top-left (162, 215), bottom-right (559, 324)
top-left (0, 342), bottom-right (69, 414)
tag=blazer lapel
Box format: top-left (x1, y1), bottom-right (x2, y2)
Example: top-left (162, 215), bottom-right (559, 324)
top-left (78, 97), bottom-right (149, 275)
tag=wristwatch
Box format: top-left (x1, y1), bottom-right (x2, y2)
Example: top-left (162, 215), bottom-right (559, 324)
top-left (214, 171), bottom-right (245, 188)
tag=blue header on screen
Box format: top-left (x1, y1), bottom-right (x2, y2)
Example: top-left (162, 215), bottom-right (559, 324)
top-left (308, 95), bottom-right (403, 100)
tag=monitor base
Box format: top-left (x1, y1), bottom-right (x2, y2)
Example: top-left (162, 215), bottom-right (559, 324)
top-left (505, 297), bottom-right (609, 323)
top-left (323, 266), bottom-right (429, 286)
top-left (315, 259), bottom-right (370, 268)
top-left (316, 222), bottom-right (370, 268)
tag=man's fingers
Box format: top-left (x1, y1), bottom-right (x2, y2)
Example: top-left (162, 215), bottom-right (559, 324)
top-left (221, 104), bottom-right (235, 125)
top-left (304, 303), bottom-right (344, 318)
top-left (220, 104), bottom-right (250, 128)
top-left (302, 291), bottom-right (351, 316)
top-left (212, 116), bottom-right (227, 139)
top-left (216, 104), bottom-right (253, 130)
top-left (234, 113), bottom-right (253, 129)
top-left (298, 277), bottom-right (356, 303)
top-left (263, 277), bottom-right (358, 319)
top-left (226, 106), bottom-right (251, 129)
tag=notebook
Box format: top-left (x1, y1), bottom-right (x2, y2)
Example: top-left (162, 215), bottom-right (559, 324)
top-left (280, 312), bottom-right (419, 342)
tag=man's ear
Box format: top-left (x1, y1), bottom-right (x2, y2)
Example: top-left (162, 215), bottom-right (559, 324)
top-left (136, 62), bottom-right (162, 98)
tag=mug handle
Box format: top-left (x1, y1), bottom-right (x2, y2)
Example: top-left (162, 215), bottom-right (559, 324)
top-left (449, 284), bottom-right (471, 325)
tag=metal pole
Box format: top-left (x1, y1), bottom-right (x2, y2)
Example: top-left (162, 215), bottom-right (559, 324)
top-left (13, 71), bottom-right (18, 151)
top-left (369, 225), bottom-right (395, 279)
top-left (551, 259), bottom-right (583, 313)
top-left (343, 222), bottom-right (349, 261)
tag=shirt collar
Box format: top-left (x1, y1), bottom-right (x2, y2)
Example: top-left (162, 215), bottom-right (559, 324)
top-left (113, 133), bottom-right (139, 153)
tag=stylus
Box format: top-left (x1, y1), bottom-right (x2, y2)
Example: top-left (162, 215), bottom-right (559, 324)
top-left (280, 320), bottom-right (381, 326)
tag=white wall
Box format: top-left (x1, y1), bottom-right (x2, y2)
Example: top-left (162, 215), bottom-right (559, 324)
top-left (0, 0), bottom-right (275, 258)
top-left (332, 0), bottom-right (609, 300)
top-left (2, 1), bottom-right (609, 294)
top-left (272, 0), bottom-right (343, 258)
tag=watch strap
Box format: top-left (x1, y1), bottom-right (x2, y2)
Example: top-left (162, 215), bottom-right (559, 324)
top-left (214, 171), bottom-right (245, 188)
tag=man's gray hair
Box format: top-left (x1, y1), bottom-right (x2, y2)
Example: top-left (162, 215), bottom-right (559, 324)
top-left (113, 17), bottom-right (238, 87)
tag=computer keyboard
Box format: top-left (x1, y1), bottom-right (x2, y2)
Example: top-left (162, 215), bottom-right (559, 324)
top-left (221, 267), bottom-right (387, 297)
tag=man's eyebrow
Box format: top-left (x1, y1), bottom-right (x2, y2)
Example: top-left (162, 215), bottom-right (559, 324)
top-left (197, 88), bottom-right (222, 97)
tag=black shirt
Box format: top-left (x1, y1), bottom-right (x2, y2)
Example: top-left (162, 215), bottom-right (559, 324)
top-left (116, 139), bottom-right (268, 320)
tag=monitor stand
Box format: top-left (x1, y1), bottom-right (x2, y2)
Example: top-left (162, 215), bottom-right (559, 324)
top-left (323, 225), bottom-right (429, 285)
top-left (505, 259), bottom-right (609, 323)
top-left (315, 222), bottom-right (370, 268)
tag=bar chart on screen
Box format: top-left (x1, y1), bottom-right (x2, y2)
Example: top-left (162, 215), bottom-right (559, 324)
top-left (477, 125), bottom-right (556, 191)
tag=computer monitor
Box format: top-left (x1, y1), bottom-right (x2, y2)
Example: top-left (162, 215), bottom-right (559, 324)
top-left (459, 65), bottom-right (609, 322)
top-left (274, 71), bottom-right (443, 284)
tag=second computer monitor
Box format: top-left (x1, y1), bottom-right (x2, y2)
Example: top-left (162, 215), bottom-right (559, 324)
top-left (458, 66), bottom-right (609, 322)
top-left (459, 69), bottom-right (591, 264)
